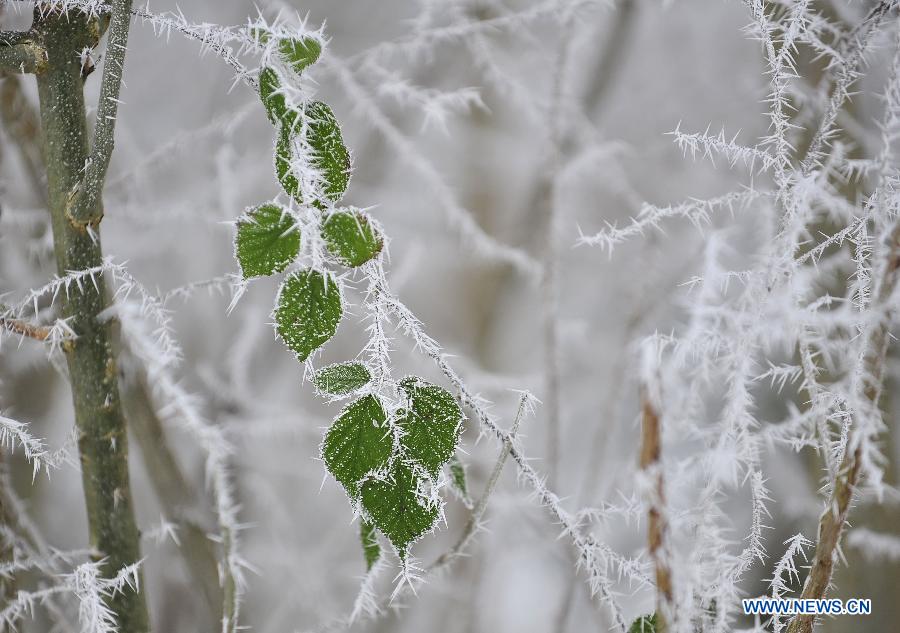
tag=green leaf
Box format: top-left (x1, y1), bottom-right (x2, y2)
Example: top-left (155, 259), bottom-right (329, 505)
top-left (258, 67), bottom-right (297, 128)
top-left (304, 101), bottom-right (351, 202)
top-left (249, 27), bottom-right (270, 45)
top-left (234, 204), bottom-right (300, 278)
top-left (448, 455), bottom-right (472, 508)
top-left (270, 101), bottom-right (350, 205)
top-left (396, 377), bottom-right (463, 478)
top-left (360, 520), bottom-right (381, 571)
top-left (275, 125), bottom-right (302, 203)
top-left (321, 210), bottom-right (383, 267)
top-left (322, 394), bottom-right (393, 498)
top-left (628, 614), bottom-right (659, 633)
top-left (361, 462), bottom-right (439, 556)
top-left (279, 37), bottom-right (321, 73)
top-left (275, 269), bottom-right (342, 361)
top-left (314, 362), bottom-right (372, 396)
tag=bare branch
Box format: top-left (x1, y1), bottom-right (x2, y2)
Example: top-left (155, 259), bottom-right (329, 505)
top-left (66, 0), bottom-right (134, 228)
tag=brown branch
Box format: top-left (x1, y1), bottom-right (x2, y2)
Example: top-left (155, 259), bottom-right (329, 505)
top-left (0, 311), bottom-right (52, 341)
top-left (640, 386), bottom-right (672, 633)
top-left (786, 220), bottom-right (900, 633)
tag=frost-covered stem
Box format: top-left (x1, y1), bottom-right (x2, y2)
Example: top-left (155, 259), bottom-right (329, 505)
top-left (786, 219), bottom-right (900, 633)
top-left (222, 528), bottom-right (238, 633)
top-left (120, 365), bottom-right (224, 620)
top-left (323, 55), bottom-right (540, 277)
top-left (639, 386), bottom-right (672, 632)
top-left (32, 8), bottom-right (148, 632)
top-left (0, 304), bottom-right (53, 340)
top-left (799, 0), bottom-right (895, 175)
top-left (784, 448), bottom-right (860, 633)
top-left (0, 29), bottom-right (47, 74)
top-left (374, 280), bottom-right (626, 631)
top-left (67, 0), bottom-right (133, 228)
top-left (431, 393), bottom-right (528, 570)
top-left (0, 466), bottom-right (79, 633)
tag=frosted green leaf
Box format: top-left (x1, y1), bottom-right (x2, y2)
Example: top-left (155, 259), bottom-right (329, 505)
top-left (361, 462), bottom-right (438, 556)
top-left (259, 67), bottom-right (297, 128)
top-left (448, 455), bottom-right (472, 507)
top-left (314, 362), bottom-right (371, 396)
top-left (275, 126), bottom-right (302, 202)
top-left (275, 269), bottom-right (342, 361)
top-left (304, 101), bottom-right (351, 202)
top-left (321, 210), bottom-right (383, 267)
top-left (279, 37), bottom-right (321, 73)
top-left (396, 377), bottom-right (463, 478)
top-left (361, 520), bottom-right (380, 571)
top-left (235, 204), bottom-right (300, 278)
top-left (628, 614), bottom-right (658, 633)
top-left (322, 394), bottom-right (392, 498)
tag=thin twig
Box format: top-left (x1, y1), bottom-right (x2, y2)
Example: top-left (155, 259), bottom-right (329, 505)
top-left (430, 392), bottom-right (530, 571)
top-left (373, 275), bottom-right (628, 632)
top-left (800, 0), bottom-right (896, 175)
top-left (0, 304), bottom-right (52, 341)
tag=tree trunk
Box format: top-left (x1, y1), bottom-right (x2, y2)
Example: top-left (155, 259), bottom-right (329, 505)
top-left (33, 7), bottom-right (149, 632)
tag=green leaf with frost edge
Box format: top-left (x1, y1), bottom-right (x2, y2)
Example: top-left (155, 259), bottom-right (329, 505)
top-left (259, 67), bottom-right (297, 129)
top-left (448, 455), bottom-right (472, 507)
top-left (361, 461), bottom-right (438, 556)
top-left (322, 394), bottom-right (392, 498)
top-left (251, 30), bottom-right (321, 73)
top-left (275, 126), bottom-right (302, 203)
top-left (361, 520), bottom-right (380, 571)
top-left (321, 210), bottom-right (383, 267)
top-left (304, 101), bottom-right (351, 203)
top-left (314, 362), bottom-right (371, 396)
top-left (265, 98), bottom-right (351, 205)
top-left (628, 614), bottom-right (658, 633)
top-left (275, 269), bottom-right (342, 361)
top-left (396, 377), bottom-right (463, 479)
top-left (279, 37), bottom-right (321, 73)
top-left (235, 204), bottom-right (300, 278)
